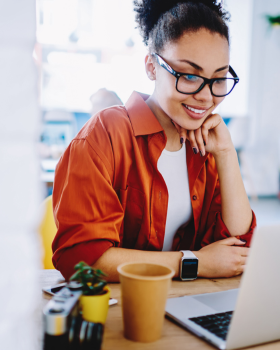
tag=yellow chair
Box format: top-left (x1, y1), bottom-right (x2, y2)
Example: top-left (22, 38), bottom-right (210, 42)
top-left (38, 195), bottom-right (57, 269)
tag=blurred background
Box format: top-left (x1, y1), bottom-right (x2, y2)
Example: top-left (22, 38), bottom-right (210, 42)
top-left (0, 0), bottom-right (280, 348)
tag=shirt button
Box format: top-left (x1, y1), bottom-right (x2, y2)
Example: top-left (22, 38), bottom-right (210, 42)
top-left (192, 195), bottom-right (197, 201)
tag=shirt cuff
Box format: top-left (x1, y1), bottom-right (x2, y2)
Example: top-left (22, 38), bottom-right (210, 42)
top-left (52, 239), bottom-right (113, 280)
top-left (201, 210), bottom-right (257, 248)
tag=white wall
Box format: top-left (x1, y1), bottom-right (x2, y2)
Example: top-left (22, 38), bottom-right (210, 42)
top-left (220, 0), bottom-right (254, 118)
top-left (0, 1), bottom-right (42, 349)
top-left (242, 0), bottom-right (280, 196)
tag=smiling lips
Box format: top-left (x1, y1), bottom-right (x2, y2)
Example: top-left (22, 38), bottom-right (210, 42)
top-left (182, 103), bottom-right (211, 120)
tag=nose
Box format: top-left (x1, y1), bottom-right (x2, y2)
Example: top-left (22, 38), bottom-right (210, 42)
top-left (193, 83), bottom-right (213, 103)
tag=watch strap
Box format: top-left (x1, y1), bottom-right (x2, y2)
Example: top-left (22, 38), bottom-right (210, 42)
top-left (180, 250), bottom-right (197, 259)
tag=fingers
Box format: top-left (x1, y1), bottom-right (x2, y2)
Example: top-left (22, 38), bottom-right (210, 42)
top-left (191, 113), bottom-right (221, 155)
top-left (188, 130), bottom-right (199, 154)
top-left (239, 265), bottom-right (245, 273)
top-left (197, 239), bottom-right (249, 278)
top-left (237, 247), bottom-right (250, 257)
top-left (171, 116), bottom-right (219, 153)
top-left (194, 128), bottom-right (205, 156)
top-left (201, 124), bottom-right (209, 147)
top-left (234, 264), bottom-right (245, 276)
top-left (234, 256), bottom-right (247, 276)
top-left (240, 256), bottom-right (247, 265)
top-left (180, 129), bottom-right (188, 145)
top-left (232, 248), bottom-right (249, 276)
top-left (171, 119), bottom-right (181, 133)
top-left (219, 236), bottom-right (247, 246)
top-left (171, 120), bottom-right (188, 144)
top-left (187, 127), bottom-right (208, 156)
top-left (228, 254), bottom-right (247, 277)
top-left (202, 113), bottom-right (222, 130)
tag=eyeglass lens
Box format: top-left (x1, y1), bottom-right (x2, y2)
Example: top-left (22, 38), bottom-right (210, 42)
top-left (177, 73), bottom-right (235, 96)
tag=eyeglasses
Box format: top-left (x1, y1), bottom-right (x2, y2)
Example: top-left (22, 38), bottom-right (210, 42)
top-left (152, 53), bottom-right (239, 97)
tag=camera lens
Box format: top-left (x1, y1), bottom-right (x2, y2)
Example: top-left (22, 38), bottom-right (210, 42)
top-left (68, 316), bottom-right (104, 350)
top-left (84, 323), bottom-right (103, 350)
top-left (69, 316), bottom-right (83, 350)
top-left (79, 320), bottom-right (88, 347)
top-left (49, 307), bottom-right (65, 314)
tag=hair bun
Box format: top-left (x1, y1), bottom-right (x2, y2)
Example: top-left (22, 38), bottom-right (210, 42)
top-left (134, 0), bottom-right (227, 45)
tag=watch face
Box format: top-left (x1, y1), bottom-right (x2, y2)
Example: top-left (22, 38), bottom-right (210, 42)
top-left (182, 259), bottom-right (198, 279)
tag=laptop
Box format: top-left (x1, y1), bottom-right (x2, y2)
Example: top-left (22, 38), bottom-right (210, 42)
top-left (165, 225), bottom-right (280, 349)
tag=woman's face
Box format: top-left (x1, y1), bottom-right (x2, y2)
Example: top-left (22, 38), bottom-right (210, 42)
top-left (150, 28), bottom-right (230, 130)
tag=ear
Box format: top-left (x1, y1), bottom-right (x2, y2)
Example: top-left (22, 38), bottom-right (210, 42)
top-left (145, 54), bottom-right (156, 81)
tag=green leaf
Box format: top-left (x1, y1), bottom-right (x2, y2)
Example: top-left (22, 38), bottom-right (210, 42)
top-left (69, 261), bottom-right (107, 295)
top-left (96, 269), bottom-right (107, 277)
top-left (69, 270), bottom-right (81, 281)
top-left (266, 14), bottom-right (280, 26)
top-left (87, 281), bottom-right (107, 295)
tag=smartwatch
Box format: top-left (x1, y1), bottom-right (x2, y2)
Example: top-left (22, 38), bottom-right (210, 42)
top-left (179, 250), bottom-right (198, 281)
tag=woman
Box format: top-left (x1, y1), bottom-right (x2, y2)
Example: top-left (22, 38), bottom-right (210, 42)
top-left (52, 0), bottom-right (256, 281)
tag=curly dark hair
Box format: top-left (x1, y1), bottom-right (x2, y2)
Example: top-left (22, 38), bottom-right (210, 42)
top-left (134, 0), bottom-right (230, 52)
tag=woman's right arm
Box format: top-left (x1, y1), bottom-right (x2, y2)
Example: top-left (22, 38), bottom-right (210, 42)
top-left (52, 133), bottom-right (123, 280)
top-left (93, 248), bottom-right (182, 282)
top-left (93, 236), bottom-right (249, 282)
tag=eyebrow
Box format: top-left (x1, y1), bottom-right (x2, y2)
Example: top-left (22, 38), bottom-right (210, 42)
top-left (177, 59), bottom-right (229, 73)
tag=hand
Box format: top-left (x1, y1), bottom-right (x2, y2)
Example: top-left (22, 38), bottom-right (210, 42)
top-left (194, 237), bottom-right (249, 278)
top-left (172, 113), bottom-right (234, 157)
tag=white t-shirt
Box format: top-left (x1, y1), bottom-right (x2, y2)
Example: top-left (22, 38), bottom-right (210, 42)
top-left (157, 143), bottom-right (193, 251)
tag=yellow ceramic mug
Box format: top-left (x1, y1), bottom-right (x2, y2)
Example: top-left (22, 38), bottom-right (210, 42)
top-left (80, 286), bottom-right (111, 324)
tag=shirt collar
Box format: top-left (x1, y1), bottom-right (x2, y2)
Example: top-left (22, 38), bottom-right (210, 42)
top-left (125, 91), bottom-right (208, 183)
top-left (125, 91), bottom-right (163, 136)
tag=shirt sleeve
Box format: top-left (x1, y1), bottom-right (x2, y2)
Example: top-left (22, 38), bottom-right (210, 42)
top-left (52, 138), bottom-right (124, 280)
top-left (200, 178), bottom-right (257, 248)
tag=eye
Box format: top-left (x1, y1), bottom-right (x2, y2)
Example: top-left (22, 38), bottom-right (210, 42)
top-left (183, 74), bottom-right (200, 82)
top-left (214, 79), bottom-right (226, 85)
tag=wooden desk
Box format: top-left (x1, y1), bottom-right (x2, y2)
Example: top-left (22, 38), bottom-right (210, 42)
top-left (40, 270), bottom-right (279, 350)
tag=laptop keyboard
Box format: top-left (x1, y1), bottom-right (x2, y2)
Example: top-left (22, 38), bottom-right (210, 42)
top-left (189, 311), bottom-right (233, 340)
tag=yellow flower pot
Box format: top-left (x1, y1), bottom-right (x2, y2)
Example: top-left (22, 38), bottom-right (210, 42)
top-left (80, 286), bottom-right (111, 324)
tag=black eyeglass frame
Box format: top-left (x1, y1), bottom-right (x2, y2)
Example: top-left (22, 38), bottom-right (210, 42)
top-left (152, 53), bottom-right (239, 97)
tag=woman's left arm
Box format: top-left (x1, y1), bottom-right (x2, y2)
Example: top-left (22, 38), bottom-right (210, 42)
top-left (175, 114), bottom-right (253, 236)
top-left (211, 143), bottom-right (252, 236)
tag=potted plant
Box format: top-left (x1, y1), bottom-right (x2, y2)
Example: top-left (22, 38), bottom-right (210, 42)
top-left (266, 14), bottom-right (280, 46)
top-left (266, 15), bottom-right (280, 27)
top-left (70, 261), bottom-right (111, 324)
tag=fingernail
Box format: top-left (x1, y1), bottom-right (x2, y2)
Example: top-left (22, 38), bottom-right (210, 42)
top-left (200, 150), bottom-right (204, 157)
top-left (180, 137), bottom-right (184, 144)
top-left (193, 147), bottom-right (198, 154)
top-left (240, 239), bottom-right (247, 243)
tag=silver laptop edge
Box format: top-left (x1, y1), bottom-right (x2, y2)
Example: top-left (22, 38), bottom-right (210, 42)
top-left (166, 225), bottom-right (280, 349)
top-left (166, 312), bottom-right (227, 349)
top-left (166, 291), bottom-right (232, 349)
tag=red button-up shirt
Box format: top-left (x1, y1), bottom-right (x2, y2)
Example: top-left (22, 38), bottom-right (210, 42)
top-left (52, 91), bottom-right (256, 280)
